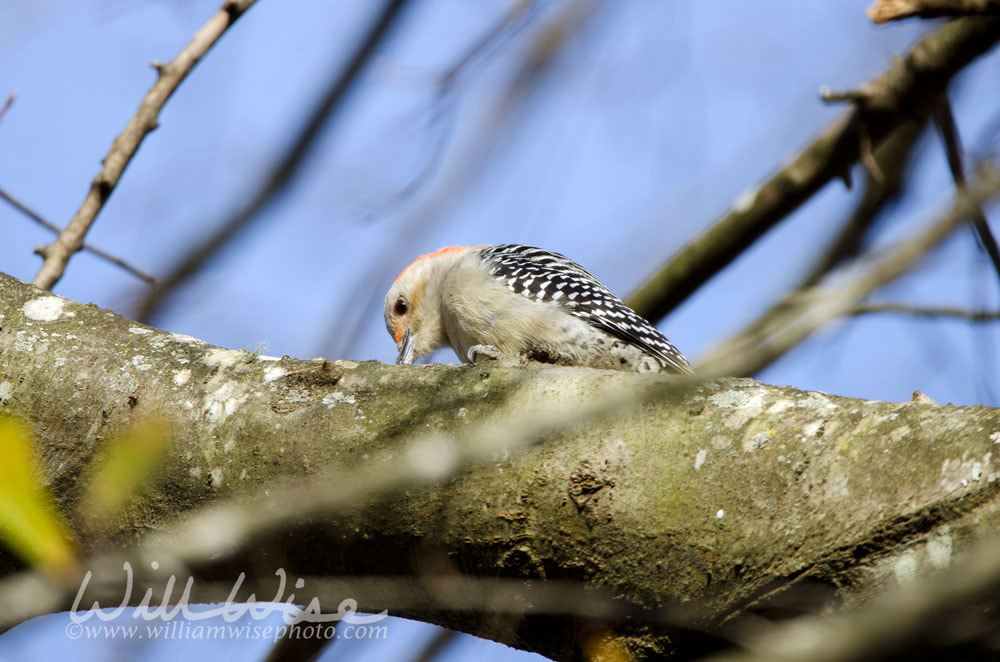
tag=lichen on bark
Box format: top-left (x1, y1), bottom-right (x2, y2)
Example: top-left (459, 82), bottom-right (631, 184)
top-left (2, 271), bottom-right (1000, 660)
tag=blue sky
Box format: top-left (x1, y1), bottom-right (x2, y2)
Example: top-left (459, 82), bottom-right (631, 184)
top-left (1, 1), bottom-right (999, 659)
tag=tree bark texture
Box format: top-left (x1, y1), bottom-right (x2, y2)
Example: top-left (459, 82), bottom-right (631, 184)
top-left (1, 271), bottom-right (999, 660)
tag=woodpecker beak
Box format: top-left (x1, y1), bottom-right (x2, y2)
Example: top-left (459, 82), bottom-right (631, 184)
top-left (396, 327), bottom-right (417, 364)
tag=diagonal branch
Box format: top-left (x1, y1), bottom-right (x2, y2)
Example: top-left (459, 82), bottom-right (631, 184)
top-left (31, 0), bottom-right (258, 291)
top-left (0, 92), bottom-right (14, 124)
top-left (934, 97), bottom-right (1000, 287)
top-left (800, 120), bottom-right (923, 288)
top-left (695, 166), bottom-right (1000, 377)
top-left (626, 17), bottom-right (1000, 324)
top-left (135, 0), bottom-right (414, 323)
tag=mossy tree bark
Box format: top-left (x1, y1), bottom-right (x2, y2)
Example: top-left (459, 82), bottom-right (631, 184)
top-left (1, 271), bottom-right (998, 661)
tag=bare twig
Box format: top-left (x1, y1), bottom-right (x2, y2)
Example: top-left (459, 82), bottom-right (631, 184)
top-left (934, 97), bottom-right (1000, 287)
top-left (626, 17), bottom-right (1000, 323)
top-left (363, 0), bottom-right (537, 218)
top-left (869, 0), bottom-right (1000, 23)
top-left (437, 0), bottom-right (534, 94)
top-left (0, 92), bottom-right (14, 124)
top-left (801, 121), bottom-right (924, 287)
top-left (135, 0), bottom-right (414, 323)
top-left (0, 187), bottom-right (154, 284)
top-left (31, 0), bottom-right (258, 291)
top-left (847, 301), bottom-right (1000, 320)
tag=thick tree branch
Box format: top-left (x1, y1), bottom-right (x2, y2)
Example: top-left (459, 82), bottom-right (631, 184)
top-left (2, 272), bottom-right (1000, 659)
top-left (30, 0), bottom-right (258, 291)
top-left (626, 17), bottom-right (1000, 323)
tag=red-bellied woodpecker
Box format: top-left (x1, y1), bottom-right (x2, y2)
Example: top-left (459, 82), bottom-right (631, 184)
top-left (384, 244), bottom-right (693, 374)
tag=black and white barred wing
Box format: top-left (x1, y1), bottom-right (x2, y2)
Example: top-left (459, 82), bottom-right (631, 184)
top-left (477, 245), bottom-right (693, 374)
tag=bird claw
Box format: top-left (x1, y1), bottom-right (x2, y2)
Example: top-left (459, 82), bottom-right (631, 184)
top-left (467, 345), bottom-right (509, 363)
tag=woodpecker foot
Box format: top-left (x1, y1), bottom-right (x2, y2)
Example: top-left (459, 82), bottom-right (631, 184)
top-left (467, 345), bottom-right (515, 364)
top-left (524, 348), bottom-right (575, 366)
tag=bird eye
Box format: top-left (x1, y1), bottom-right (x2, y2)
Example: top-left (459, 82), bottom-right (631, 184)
top-left (394, 298), bottom-right (408, 315)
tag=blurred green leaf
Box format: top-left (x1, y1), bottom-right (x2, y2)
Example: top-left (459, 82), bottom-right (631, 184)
top-left (0, 416), bottom-right (77, 575)
top-left (83, 417), bottom-right (171, 526)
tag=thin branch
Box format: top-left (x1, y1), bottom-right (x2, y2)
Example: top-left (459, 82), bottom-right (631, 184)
top-left (695, 166), bottom-right (1000, 377)
top-left (30, 0), bottom-right (258, 291)
top-left (934, 97), bottom-right (1000, 287)
top-left (360, 0), bottom-right (537, 219)
top-left (625, 17), bottom-right (1000, 323)
top-left (0, 187), bottom-right (154, 284)
top-left (847, 301), bottom-right (1000, 320)
top-left (135, 0), bottom-right (414, 323)
top-left (801, 120), bottom-right (924, 288)
top-left (0, 92), bottom-right (14, 124)
top-left (869, 0), bottom-right (1000, 23)
top-left (437, 0), bottom-right (534, 93)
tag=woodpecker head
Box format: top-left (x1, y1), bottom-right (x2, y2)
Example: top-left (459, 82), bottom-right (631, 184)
top-left (385, 246), bottom-right (472, 364)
